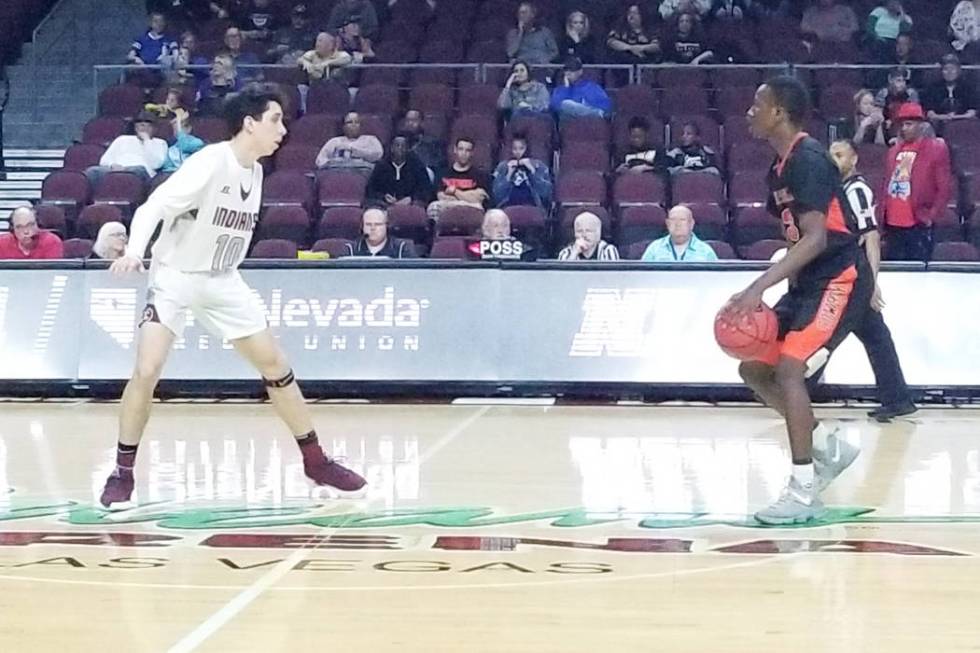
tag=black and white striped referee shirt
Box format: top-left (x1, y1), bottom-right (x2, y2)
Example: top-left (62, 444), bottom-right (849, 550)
top-left (842, 174), bottom-right (878, 235)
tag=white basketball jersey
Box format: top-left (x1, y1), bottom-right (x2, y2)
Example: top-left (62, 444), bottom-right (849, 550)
top-left (126, 143), bottom-right (263, 273)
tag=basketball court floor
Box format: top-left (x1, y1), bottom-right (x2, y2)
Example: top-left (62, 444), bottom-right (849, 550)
top-left (1, 400), bottom-right (978, 652)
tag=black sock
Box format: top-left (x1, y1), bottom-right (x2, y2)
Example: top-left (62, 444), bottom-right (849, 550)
top-left (115, 442), bottom-right (138, 475)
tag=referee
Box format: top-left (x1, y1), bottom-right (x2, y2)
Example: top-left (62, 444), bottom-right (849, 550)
top-left (829, 139), bottom-right (917, 422)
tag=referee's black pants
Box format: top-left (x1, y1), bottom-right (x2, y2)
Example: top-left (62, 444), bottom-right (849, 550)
top-left (852, 308), bottom-right (911, 407)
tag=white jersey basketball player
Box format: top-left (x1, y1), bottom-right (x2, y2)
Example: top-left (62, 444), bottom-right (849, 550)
top-left (100, 87), bottom-right (365, 509)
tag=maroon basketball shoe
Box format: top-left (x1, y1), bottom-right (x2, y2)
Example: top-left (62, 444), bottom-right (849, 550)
top-left (99, 471), bottom-right (135, 510)
top-left (304, 458), bottom-right (367, 494)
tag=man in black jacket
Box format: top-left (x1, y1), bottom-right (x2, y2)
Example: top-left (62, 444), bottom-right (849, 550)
top-left (365, 135), bottom-right (433, 208)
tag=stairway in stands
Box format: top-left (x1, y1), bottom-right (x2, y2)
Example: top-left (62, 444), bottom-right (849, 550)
top-left (0, 148), bottom-right (64, 229)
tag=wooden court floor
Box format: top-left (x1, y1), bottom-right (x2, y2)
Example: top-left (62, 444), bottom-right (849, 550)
top-left (0, 401), bottom-right (979, 652)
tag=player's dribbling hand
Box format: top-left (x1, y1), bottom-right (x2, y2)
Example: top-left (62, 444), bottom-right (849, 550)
top-left (724, 286), bottom-right (763, 321)
top-left (109, 256), bottom-right (144, 276)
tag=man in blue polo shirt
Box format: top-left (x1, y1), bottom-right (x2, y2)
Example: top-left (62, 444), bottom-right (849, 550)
top-left (641, 204), bottom-right (718, 262)
top-left (128, 12), bottom-right (178, 67)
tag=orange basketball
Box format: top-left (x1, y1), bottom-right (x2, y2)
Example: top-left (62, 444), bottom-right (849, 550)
top-left (714, 303), bottom-right (778, 361)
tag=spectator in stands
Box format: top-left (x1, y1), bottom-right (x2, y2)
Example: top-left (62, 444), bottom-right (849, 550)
top-left (224, 26), bottom-right (262, 79)
top-left (92, 221), bottom-right (129, 260)
top-left (128, 12), bottom-right (178, 68)
top-left (665, 122), bottom-right (720, 176)
top-left (876, 66), bottom-right (919, 125)
top-left (299, 32), bottom-right (353, 83)
top-left (84, 111), bottom-right (168, 186)
top-left (506, 2), bottom-right (559, 65)
top-left (606, 4), bottom-right (664, 65)
top-left (616, 116), bottom-right (669, 175)
top-left (315, 111), bottom-right (384, 175)
top-left (0, 205), bottom-right (64, 260)
top-left (366, 135), bottom-right (433, 208)
top-left (497, 61), bottom-right (551, 119)
top-left (172, 31), bottom-right (210, 84)
top-left (427, 138), bottom-right (491, 221)
top-left (660, 0), bottom-right (711, 20)
top-left (840, 89), bottom-right (888, 145)
top-left (481, 209), bottom-right (512, 239)
top-left (557, 211), bottom-right (619, 260)
top-left (237, 0), bottom-right (284, 43)
top-left (196, 53), bottom-right (242, 116)
top-left (872, 33), bottom-right (921, 86)
top-left (866, 0), bottom-right (913, 61)
top-left (640, 204), bottom-right (717, 262)
top-left (268, 3), bottom-right (316, 65)
top-left (550, 56), bottom-right (611, 119)
top-left (559, 11), bottom-right (598, 64)
top-left (881, 102), bottom-right (952, 261)
top-left (344, 208), bottom-right (416, 257)
top-left (492, 134), bottom-right (553, 209)
top-left (712, 0), bottom-right (752, 22)
top-left (336, 17), bottom-right (375, 63)
top-left (400, 109), bottom-right (447, 176)
top-left (327, 0), bottom-right (379, 40)
top-left (161, 110), bottom-right (205, 172)
top-left (951, 0), bottom-right (980, 61)
top-left (665, 12), bottom-right (714, 64)
top-left (924, 54), bottom-right (978, 125)
top-left (147, 0), bottom-right (215, 26)
top-left (145, 86), bottom-right (184, 120)
top-left (801, 0), bottom-right (859, 43)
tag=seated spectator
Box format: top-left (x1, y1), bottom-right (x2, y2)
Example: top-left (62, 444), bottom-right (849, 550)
top-left (497, 61), bottom-right (551, 119)
top-left (481, 209), bottom-right (512, 239)
top-left (641, 204), bottom-right (717, 262)
top-left (924, 54), bottom-right (978, 125)
top-left (0, 205), bottom-right (64, 260)
top-left (557, 211), bottom-right (620, 260)
top-left (365, 135), bottom-right (433, 208)
top-left (92, 221), bottom-right (129, 260)
top-left (665, 122), bottom-right (720, 176)
top-left (427, 138), bottom-right (491, 221)
top-left (559, 11), bottom-right (598, 64)
top-left (492, 134), bottom-right (553, 209)
top-left (506, 1), bottom-right (559, 65)
top-left (951, 0), bottom-right (980, 61)
top-left (872, 33), bottom-right (921, 86)
top-left (84, 111), bottom-right (168, 186)
top-left (327, 0), bottom-right (379, 40)
top-left (196, 53), bottom-right (242, 116)
top-left (660, 0), bottom-right (712, 20)
top-left (666, 11), bottom-right (714, 64)
top-left (223, 27), bottom-right (262, 80)
top-left (268, 3), bottom-right (316, 65)
top-left (801, 0), bottom-right (859, 43)
top-left (876, 66), bottom-right (919, 126)
top-left (550, 56), bottom-right (612, 119)
top-left (712, 0), bottom-right (752, 22)
top-left (866, 0), bottom-right (913, 61)
top-left (161, 110), bottom-right (205, 172)
top-left (299, 32), bottom-right (353, 83)
top-left (236, 0), bottom-right (285, 43)
top-left (606, 4), bottom-right (664, 65)
top-left (128, 12), bottom-right (178, 68)
top-left (344, 208), bottom-right (416, 257)
top-left (400, 109), bottom-right (447, 176)
top-left (839, 89), bottom-right (888, 145)
top-left (336, 18), bottom-right (375, 63)
top-left (616, 116), bottom-right (669, 174)
top-left (144, 86), bottom-right (184, 120)
top-left (172, 30), bottom-right (210, 85)
top-left (315, 111), bottom-right (384, 175)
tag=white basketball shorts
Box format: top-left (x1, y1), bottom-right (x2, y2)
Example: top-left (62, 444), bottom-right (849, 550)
top-left (141, 264), bottom-right (267, 340)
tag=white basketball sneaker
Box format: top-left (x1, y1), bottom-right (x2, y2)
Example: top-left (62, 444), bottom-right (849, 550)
top-left (755, 477), bottom-right (825, 525)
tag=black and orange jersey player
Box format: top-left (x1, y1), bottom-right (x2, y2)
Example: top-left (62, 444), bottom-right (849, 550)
top-left (725, 76), bottom-right (871, 526)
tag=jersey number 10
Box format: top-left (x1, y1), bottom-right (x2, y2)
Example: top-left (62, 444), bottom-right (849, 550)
top-left (211, 234), bottom-right (246, 273)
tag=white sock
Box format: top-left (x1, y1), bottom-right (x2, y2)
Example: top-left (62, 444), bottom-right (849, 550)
top-left (812, 422), bottom-right (830, 450)
top-left (792, 463), bottom-right (815, 488)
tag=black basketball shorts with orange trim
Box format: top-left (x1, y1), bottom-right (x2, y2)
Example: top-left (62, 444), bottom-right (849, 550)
top-left (756, 264), bottom-right (872, 375)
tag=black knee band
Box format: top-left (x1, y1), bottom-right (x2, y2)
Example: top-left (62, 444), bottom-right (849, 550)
top-left (264, 369), bottom-right (295, 388)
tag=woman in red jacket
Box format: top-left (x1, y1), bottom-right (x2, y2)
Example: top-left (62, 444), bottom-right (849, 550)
top-left (881, 102), bottom-right (953, 261)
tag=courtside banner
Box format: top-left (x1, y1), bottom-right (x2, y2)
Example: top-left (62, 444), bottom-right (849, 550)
top-left (0, 268), bottom-right (978, 385)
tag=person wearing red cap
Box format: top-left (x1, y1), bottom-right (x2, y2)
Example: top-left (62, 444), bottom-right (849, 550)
top-left (881, 102), bottom-right (952, 261)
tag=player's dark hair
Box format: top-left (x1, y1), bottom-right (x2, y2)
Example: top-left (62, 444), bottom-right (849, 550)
top-left (224, 85), bottom-right (284, 137)
top-left (831, 138), bottom-right (856, 155)
top-left (764, 75), bottom-right (811, 127)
